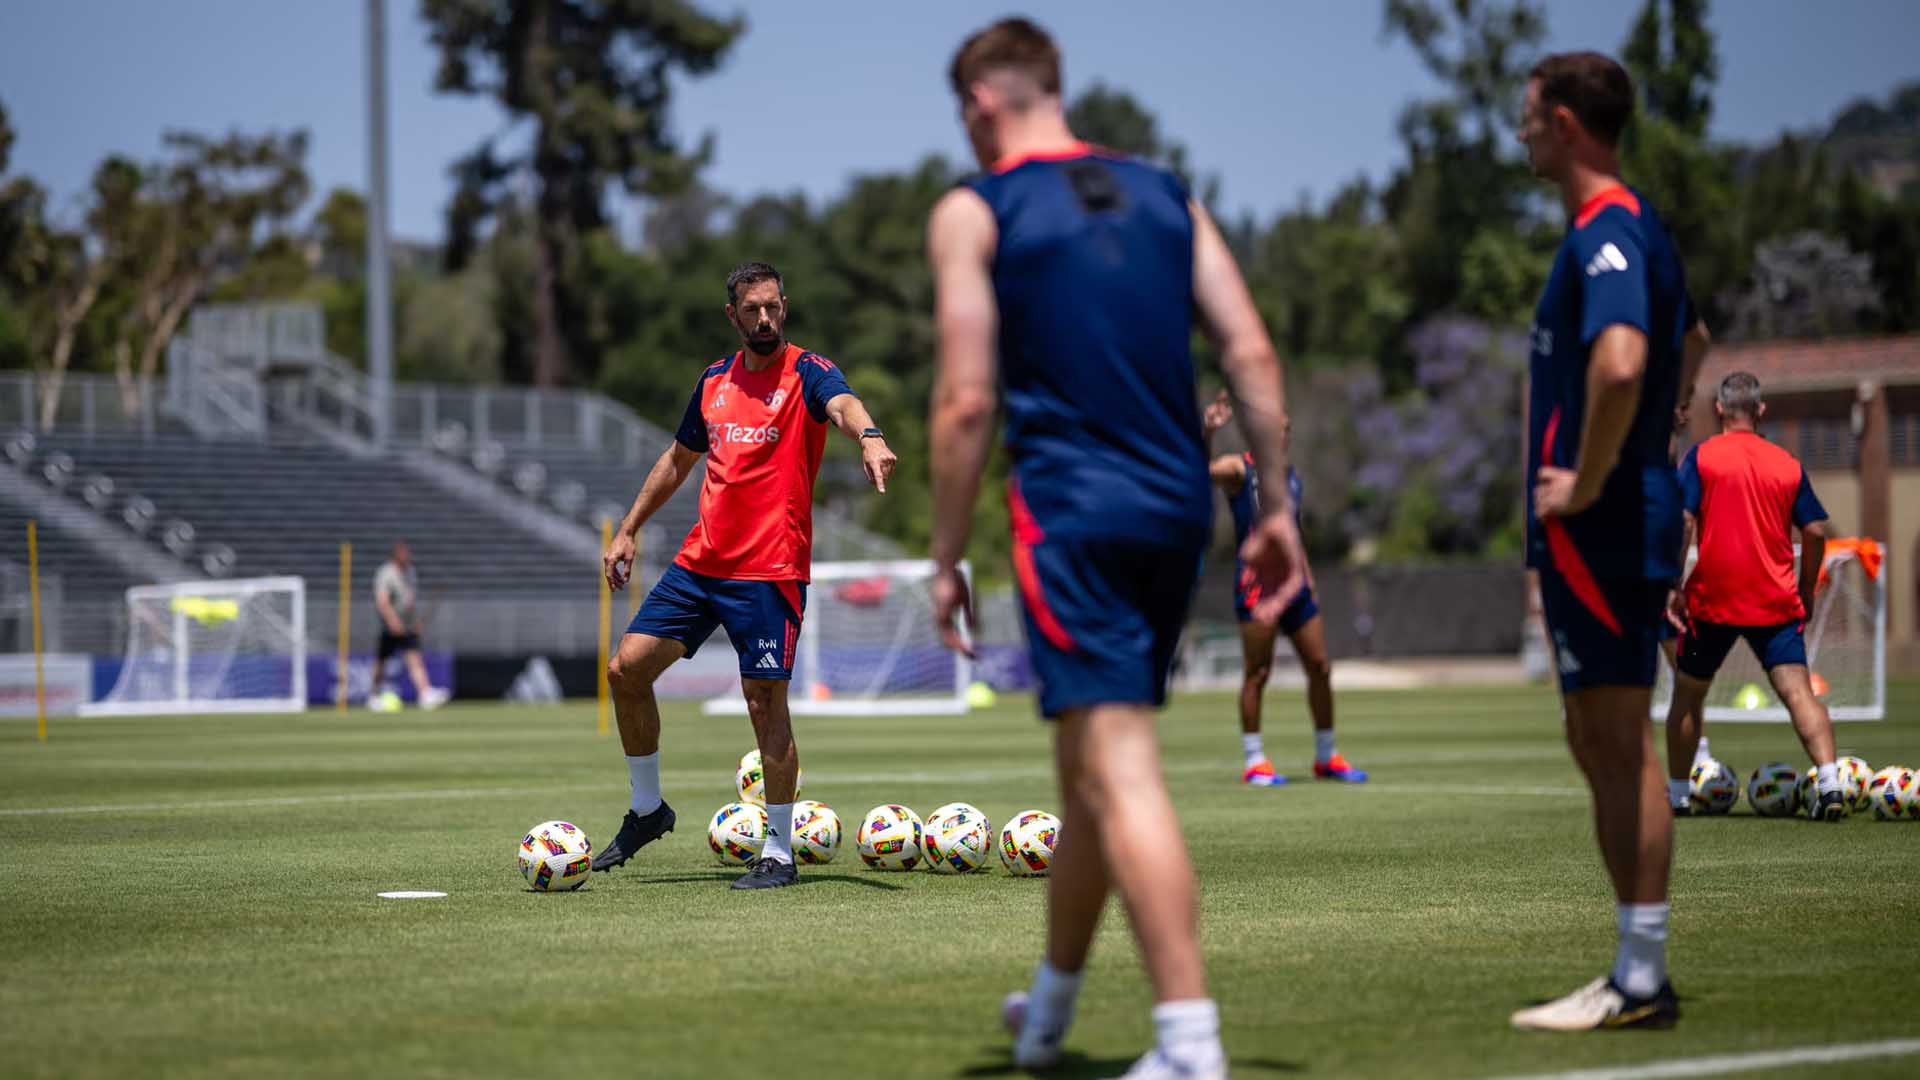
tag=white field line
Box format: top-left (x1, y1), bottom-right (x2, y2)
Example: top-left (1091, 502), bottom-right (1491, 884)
top-left (0, 761), bottom-right (1587, 818)
top-left (1482, 1037), bottom-right (1920, 1080)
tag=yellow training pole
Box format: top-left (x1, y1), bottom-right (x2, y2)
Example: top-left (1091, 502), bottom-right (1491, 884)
top-left (27, 521), bottom-right (46, 742)
top-left (336, 541), bottom-right (352, 711)
top-left (597, 519), bottom-right (612, 736)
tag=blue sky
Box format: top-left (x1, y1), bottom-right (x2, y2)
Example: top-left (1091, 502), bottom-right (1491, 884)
top-left (3, 1), bottom-right (1916, 242)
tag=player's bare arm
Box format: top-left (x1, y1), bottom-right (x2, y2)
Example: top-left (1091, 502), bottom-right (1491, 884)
top-left (374, 584), bottom-right (404, 635)
top-left (1677, 318), bottom-right (1710, 428)
top-left (926, 186), bottom-right (1000, 656)
top-left (823, 392), bottom-right (898, 493)
top-left (1667, 511), bottom-right (1698, 630)
top-left (1535, 323), bottom-right (1647, 518)
top-left (1191, 197), bottom-right (1305, 621)
top-left (604, 441), bottom-right (701, 591)
top-left (1797, 517), bottom-right (1829, 617)
top-left (1207, 454), bottom-right (1247, 493)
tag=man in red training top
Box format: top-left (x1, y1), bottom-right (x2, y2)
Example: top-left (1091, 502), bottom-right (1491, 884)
top-left (1663, 371), bottom-right (1844, 821)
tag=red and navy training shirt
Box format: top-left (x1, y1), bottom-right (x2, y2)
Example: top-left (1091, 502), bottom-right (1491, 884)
top-left (1526, 185), bottom-right (1691, 585)
top-left (671, 342), bottom-right (853, 581)
top-left (1679, 430), bottom-right (1828, 626)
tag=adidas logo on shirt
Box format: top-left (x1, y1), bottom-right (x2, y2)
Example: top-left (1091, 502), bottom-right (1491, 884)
top-left (1584, 242), bottom-right (1629, 278)
top-left (757, 654), bottom-right (780, 670)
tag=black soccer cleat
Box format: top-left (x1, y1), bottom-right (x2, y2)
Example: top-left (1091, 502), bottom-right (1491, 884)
top-left (730, 857), bottom-right (799, 890)
top-left (590, 801), bottom-right (676, 871)
top-left (1672, 803), bottom-right (1692, 818)
top-left (1814, 789), bottom-right (1848, 822)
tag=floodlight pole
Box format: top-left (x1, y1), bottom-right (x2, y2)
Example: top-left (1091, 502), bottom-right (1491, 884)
top-left (365, 0), bottom-right (394, 448)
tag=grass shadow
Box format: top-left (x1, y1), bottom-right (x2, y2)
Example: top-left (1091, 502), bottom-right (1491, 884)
top-left (960, 1052), bottom-right (1303, 1077)
top-left (609, 871), bottom-right (907, 891)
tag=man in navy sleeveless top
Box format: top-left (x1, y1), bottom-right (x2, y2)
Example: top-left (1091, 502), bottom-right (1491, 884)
top-left (1510, 52), bottom-right (1709, 1034)
top-left (926, 19), bottom-right (1305, 1080)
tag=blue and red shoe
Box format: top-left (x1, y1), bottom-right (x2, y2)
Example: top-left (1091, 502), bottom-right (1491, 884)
top-left (1312, 754), bottom-right (1368, 783)
top-left (1241, 759), bottom-right (1288, 786)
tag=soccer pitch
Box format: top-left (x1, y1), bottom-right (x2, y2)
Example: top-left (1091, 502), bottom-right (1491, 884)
top-left (3, 683), bottom-right (1917, 1079)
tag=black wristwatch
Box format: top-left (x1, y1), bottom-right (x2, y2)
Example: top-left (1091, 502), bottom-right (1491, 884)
top-left (860, 427), bottom-right (885, 440)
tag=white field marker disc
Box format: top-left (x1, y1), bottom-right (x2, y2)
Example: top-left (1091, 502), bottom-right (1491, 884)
top-left (377, 890), bottom-right (448, 899)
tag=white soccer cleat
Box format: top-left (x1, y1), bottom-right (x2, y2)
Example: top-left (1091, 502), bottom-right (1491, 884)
top-left (1509, 975), bottom-right (1679, 1031)
top-left (1003, 991), bottom-right (1064, 1069)
top-left (1113, 1047), bottom-right (1229, 1079)
top-left (419, 687), bottom-right (451, 711)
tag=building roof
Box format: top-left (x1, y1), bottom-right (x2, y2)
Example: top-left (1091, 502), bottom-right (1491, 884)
top-left (1700, 334), bottom-right (1920, 394)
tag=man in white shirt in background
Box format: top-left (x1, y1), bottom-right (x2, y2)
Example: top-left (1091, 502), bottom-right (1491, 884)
top-left (371, 541), bottom-right (450, 711)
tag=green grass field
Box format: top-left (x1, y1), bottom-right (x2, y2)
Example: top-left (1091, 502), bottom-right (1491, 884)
top-left (3, 682), bottom-right (1917, 1079)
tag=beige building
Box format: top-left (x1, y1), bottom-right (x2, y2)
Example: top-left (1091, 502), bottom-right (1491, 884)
top-left (1685, 334), bottom-right (1920, 670)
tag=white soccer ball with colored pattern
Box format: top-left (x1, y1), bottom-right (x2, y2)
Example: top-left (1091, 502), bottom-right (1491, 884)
top-left (1688, 759), bottom-right (1738, 815)
top-left (856, 804), bottom-right (923, 870)
top-left (791, 800), bottom-right (842, 864)
top-left (998, 809), bottom-right (1061, 877)
top-left (708, 801), bottom-right (768, 866)
top-left (1746, 762), bottom-right (1800, 817)
top-left (1836, 756), bottom-right (1873, 813)
top-left (518, 820), bottom-right (593, 892)
top-left (1867, 765), bottom-right (1915, 821)
top-left (736, 749), bottom-right (802, 806)
top-left (923, 809), bottom-right (993, 874)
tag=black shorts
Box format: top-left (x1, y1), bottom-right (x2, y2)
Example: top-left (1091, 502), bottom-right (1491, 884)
top-left (377, 627), bottom-right (421, 662)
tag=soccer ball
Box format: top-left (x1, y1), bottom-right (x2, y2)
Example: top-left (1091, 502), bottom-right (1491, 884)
top-left (708, 801), bottom-right (768, 865)
top-left (923, 809), bottom-right (993, 874)
top-left (927, 802), bottom-right (988, 833)
top-left (1904, 771), bottom-right (1920, 821)
top-left (1837, 756), bottom-right (1873, 813)
top-left (1867, 766), bottom-right (1915, 821)
top-left (998, 809), bottom-right (1061, 877)
top-left (791, 800), bottom-right (842, 864)
top-left (518, 820), bottom-right (593, 892)
top-left (855, 804), bottom-right (924, 870)
top-left (1688, 759), bottom-right (1738, 815)
top-left (736, 749), bottom-right (802, 806)
top-left (1732, 682), bottom-right (1770, 711)
top-left (1746, 762), bottom-right (1800, 817)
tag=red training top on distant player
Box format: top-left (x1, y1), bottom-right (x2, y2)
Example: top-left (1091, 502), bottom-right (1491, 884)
top-left (671, 342), bottom-right (853, 581)
top-left (1678, 430), bottom-right (1828, 626)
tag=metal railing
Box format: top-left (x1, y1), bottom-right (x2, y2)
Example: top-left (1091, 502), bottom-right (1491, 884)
top-left (390, 382), bottom-right (674, 464)
top-left (0, 372), bottom-right (162, 438)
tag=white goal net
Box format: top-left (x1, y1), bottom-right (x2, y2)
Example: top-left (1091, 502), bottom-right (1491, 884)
top-left (704, 559), bottom-right (970, 716)
top-left (1653, 542), bottom-right (1885, 723)
top-left (82, 576), bottom-right (307, 716)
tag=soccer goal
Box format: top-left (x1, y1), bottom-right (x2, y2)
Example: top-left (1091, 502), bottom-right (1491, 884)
top-left (1652, 541), bottom-right (1886, 723)
top-left (703, 559), bottom-right (971, 716)
top-left (82, 576), bottom-right (308, 716)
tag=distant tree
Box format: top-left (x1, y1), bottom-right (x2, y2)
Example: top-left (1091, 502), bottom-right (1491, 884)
top-left (423, 0), bottom-right (743, 387)
top-left (1722, 231), bottom-right (1879, 341)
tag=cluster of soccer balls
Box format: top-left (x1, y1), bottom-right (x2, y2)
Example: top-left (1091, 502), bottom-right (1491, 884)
top-left (710, 750), bottom-right (1061, 876)
top-left (1687, 755), bottom-right (1920, 820)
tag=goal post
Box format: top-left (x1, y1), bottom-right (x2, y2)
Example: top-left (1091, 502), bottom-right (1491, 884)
top-left (81, 576), bottom-right (308, 716)
top-left (1652, 541), bottom-right (1886, 723)
top-left (703, 559), bottom-right (971, 717)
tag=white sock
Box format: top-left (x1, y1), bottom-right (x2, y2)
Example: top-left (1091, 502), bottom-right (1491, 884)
top-left (1611, 902), bottom-right (1669, 999)
top-left (1314, 729), bottom-right (1336, 764)
top-left (1667, 778), bottom-right (1689, 809)
top-left (1691, 736), bottom-right (1712, 767)
top-left (1023, 960), bottom-right (1084, 1039)
top-left (1151, 999), bottom-right (1225, 1073)
top-left (1816, 761), bottom-right (1839, 796)
top-left (1241, 733), bottom-right (1265, 768)
top-left (762, 801), bottom-right (794, 865)
top-left (625, 753), bottom-right (661, 816)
